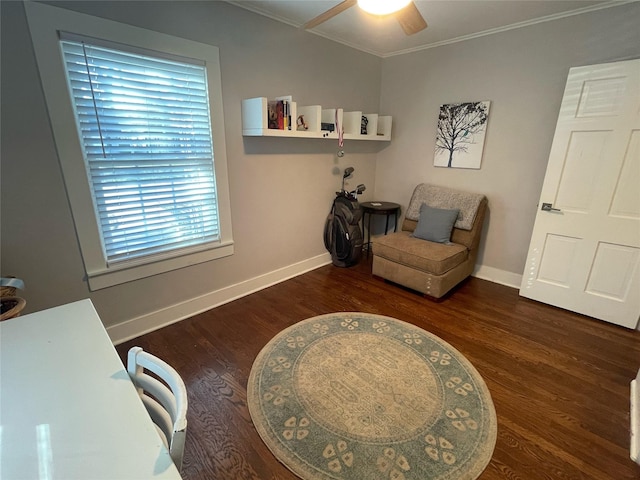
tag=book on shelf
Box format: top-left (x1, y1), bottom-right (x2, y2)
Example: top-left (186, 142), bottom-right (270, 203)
top-left (275, 95), bottom-right (293, 130)
top-left (267, 100), bottom-right (279, 129)
top-left (267, 99), bottom-right (288, 130)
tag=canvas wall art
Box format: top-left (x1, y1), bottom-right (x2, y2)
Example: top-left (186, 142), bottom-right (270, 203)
top-left (434, 101), bottom-right (490, 169)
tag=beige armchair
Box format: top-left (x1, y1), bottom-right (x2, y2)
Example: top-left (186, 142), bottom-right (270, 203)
top-left (372, 184), bottom-right (487, 299)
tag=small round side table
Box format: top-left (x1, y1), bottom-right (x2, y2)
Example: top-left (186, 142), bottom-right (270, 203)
top-left (360, 201), bottom-right (401, 256)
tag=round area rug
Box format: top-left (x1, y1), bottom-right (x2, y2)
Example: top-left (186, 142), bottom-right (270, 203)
top-left (248, 312), bottom-right (497, 480)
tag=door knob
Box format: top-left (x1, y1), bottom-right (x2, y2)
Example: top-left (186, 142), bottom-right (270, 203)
top-left (541, 202), bottom-right (561, 212)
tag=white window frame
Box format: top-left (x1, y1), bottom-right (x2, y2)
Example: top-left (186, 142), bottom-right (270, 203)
top-left (25, 2), bottom-right (233, 291)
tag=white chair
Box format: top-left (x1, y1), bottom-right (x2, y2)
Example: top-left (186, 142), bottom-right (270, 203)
top-left (127, 346), bottom-right (188, 471)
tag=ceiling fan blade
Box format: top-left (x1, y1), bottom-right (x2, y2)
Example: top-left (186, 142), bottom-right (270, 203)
top-left (303, 0), bottom-right (357, 30)
top-left (396, 1), bottom-right (427, 35)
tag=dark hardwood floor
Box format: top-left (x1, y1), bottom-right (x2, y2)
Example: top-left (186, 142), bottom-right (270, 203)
top-left (116, 256), bottom-right (640, 480)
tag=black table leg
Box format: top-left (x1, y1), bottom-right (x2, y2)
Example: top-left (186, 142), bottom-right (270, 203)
top-left (366, 212), bottom-right (372, 256)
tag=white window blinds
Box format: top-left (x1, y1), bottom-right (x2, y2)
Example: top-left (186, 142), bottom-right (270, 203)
top-left (60, 39), bottom-right (220, 263)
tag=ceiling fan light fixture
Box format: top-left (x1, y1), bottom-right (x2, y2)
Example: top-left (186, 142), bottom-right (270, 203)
top-left (357, 0), bottom-right (412, 16)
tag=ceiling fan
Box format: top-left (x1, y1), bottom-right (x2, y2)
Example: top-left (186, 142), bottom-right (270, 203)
top-left (303, 0), bottom-right (427, 35)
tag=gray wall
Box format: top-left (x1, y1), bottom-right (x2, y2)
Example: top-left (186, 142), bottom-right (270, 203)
top-left (376, 2), bottom-right (640, 281)
top-left (0, 1), bottom-right (383, 327)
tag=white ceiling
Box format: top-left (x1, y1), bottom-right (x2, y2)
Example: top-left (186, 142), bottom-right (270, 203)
top-left (227, 0), bottom-right (621, 57)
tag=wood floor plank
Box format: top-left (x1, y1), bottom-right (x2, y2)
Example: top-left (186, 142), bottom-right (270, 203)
top-left (116, 257), bottom-right (640, 480)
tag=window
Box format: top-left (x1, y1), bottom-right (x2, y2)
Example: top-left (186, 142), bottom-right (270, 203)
top-left (26, 2), bottom-right (233, 290)
top-left (61, 38), bottom-right (221, 263)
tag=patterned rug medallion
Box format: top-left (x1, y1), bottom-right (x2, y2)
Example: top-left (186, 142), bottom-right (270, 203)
top-left (248, 312), bottom-right (497, 480)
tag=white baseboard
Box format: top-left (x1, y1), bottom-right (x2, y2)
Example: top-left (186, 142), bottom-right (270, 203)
top-left (107, 253), bottom-right (332, 345)
top-left (472, 264), bottom-right (522, 290)
top-left (108, 255), bottom-right (522, 344)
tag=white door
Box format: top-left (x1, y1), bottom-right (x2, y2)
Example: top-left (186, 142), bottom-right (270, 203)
top-left (520, 59), bottom-right (640, 329)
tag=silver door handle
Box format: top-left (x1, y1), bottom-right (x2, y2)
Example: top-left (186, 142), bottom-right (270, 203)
top-left (541, 202), bottom-right (561, 212)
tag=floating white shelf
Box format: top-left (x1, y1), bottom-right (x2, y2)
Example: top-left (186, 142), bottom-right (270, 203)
top-left (241, 97), bottom-right (392, 141)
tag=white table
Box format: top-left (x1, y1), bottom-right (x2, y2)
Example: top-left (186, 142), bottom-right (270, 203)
top-left (0, 299), bottom-right (182, 479)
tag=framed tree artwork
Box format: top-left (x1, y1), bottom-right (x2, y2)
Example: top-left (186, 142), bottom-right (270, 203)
top-left (434, 101), bottom-right (490, 169)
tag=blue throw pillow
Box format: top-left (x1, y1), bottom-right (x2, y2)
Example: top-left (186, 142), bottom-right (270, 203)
top-left (412, 204), bottom-right (460, 243)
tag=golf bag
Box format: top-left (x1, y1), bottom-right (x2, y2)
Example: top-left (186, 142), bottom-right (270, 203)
top-left (324, 192), bottom-right (363, 267)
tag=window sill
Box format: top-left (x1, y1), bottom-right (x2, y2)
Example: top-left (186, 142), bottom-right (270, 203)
top-left (87, 241), bottom-right (234, 291)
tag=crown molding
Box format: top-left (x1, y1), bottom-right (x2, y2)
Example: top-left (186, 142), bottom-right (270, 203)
top-left (226, 1), bottom-right (633, 58)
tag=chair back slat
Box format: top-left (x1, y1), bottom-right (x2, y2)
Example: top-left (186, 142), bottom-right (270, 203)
top-left (127, 346), bottom-right (188, 470)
